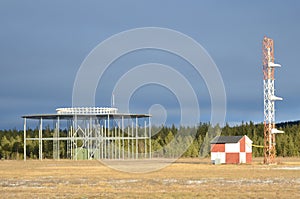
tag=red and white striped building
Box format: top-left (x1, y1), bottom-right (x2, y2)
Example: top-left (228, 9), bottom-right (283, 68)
top-left (210, 135), bottom-right (252, 164)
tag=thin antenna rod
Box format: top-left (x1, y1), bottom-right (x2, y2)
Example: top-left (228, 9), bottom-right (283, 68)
top-left (112, 93), bottom-right (115, 107)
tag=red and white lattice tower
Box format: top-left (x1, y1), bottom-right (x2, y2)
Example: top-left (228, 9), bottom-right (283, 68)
top-left (262, 36), bottom-right (284, 164)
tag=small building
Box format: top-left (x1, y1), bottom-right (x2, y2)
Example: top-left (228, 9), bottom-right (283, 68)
top-left (210, 135), bottom-right (252, 164)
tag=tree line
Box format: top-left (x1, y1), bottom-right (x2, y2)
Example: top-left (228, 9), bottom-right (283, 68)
top-left (0, 121), bottom-right (299, 160)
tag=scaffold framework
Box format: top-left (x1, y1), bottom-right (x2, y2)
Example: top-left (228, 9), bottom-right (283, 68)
top-left (22, 107), bottom-right (152, 160)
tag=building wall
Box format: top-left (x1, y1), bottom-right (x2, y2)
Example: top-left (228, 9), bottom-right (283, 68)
top-left (246, 152), bottom-right (252, 163)
top-left (211, 143), bottom-right (225, 152)
top-left (240, 152), bottom-right (247, 163)
top-left (245, 136), bottom-right (252, 153)
top-left (225, 143), bottom-right (240, 153)
top-left (226, 153), bottom-right (240, 164)
top-left (240, 137), bottom-right (245, 152)
top-left (211, 152), bottom-right (226, 164)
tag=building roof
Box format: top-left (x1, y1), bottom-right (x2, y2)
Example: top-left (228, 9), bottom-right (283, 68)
top-left (210, 136), bottom-right (244, 144)
top-left (22, 113), bottom-right (151, 120)
top-left (22, 107), bottom-right (151, 120)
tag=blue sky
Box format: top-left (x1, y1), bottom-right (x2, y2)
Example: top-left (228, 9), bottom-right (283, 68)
top-left (0, 0), bottom-right (300, 129)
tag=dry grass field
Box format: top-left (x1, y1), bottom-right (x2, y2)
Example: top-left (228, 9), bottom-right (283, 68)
top-left (0, 158), bottom-right (300, 198)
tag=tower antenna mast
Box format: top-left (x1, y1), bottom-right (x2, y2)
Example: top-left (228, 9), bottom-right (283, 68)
top-left (262, 36), bottom-right (284, 164)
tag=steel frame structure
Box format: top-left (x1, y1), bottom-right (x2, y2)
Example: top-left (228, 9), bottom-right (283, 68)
top-left (22, 107), bottom-right (152, 160)
top-left (262, 36), bottom-right (283, 164)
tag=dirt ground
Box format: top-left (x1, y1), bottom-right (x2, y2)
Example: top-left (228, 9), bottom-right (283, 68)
top-left (0, 157), bottom-right (299, 198)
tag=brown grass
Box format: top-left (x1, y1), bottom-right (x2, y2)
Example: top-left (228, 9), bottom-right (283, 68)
top-left (0, 158), bottom-right (299, 198)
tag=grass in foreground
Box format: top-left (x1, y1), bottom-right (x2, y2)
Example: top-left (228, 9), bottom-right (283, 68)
top-left (0, 158), bottom-right (299, 198)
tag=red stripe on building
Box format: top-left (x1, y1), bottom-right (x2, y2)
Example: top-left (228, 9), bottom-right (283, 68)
top-left (240, 136), bottom-right (245, 152)
top-left (226, 153), bottom-right (240, 164)
top-left (211, 143), bottom-right (225, 152)
top-left (246, 153), bottom-right (252, 163)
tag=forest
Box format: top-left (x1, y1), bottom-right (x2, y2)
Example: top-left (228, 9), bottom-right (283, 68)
top-left (0, 121), bottom-right (299, 160)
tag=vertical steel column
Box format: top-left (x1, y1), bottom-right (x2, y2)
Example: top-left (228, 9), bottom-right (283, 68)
top-left (74, 115), bottom-right (78, 160)
top-left (104, 120), bottom-right (106, 159)
top-left (131, 122), bottom-right (134, 159)
top-left (127, 126), bottom-right (130, 159)
top-left (70, 125), bottom-right (73, 160)
top-left (84, 121), bottom-right (88, 159)
top-left (144, 120), bottom-right (147, 158)
top-left (69, 119), bottom-right (72, 159)
top-left (114, 126), bottom-right (117, 159)
top-left (39, 117), bottom-right (43, 160)
top-left (149, 117), bottom-right (151, 159)
top-left (23, 118), bottom-right (26, 161)
top-left (66, 119), bottom-right (70, 159)
top-left (57, 116), bottom-right (60, 160)
top-left (136, 117), bottom-right (138, 159)
top-left (118, 122), bottom-right (121, 160)
top-left (101, 125), bottom-right (104, 159)
top-left (108, 114), bottom-right (110, 159)
top-left (87, 120), bottom-right (90, 159)
top-left (111, 126), bottom-right (114, 159)
top-left (97, 119), bottom-right (101, 160)
top-left (89, 116), bottom-right (92, 159)
top-left (53, 119), bottom-right (58, 159)
top-left (122, 116), bottom-right (124, 159)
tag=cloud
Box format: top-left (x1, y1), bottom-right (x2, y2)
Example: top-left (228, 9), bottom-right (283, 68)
top-left (0, 1), bottom-right (299, 129)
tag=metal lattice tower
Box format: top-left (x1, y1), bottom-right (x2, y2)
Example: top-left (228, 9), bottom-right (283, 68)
top-left (262, 36), bottom-right (284, 164)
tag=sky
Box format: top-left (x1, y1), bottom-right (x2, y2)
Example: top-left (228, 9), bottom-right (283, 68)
top-left (0, 0), bottom-right (300, 129)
